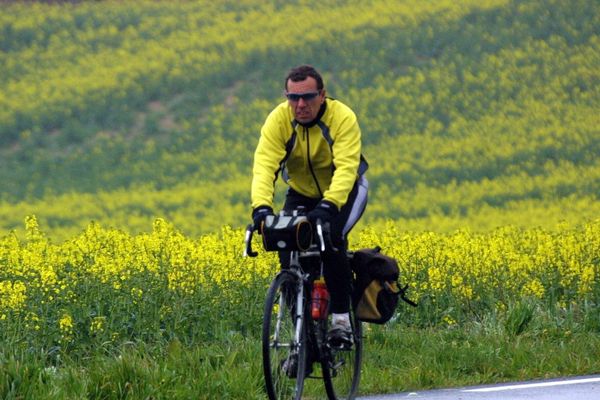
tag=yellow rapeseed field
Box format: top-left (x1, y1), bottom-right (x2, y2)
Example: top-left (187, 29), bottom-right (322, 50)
top-left (0, 216), bottom-right (598, 350)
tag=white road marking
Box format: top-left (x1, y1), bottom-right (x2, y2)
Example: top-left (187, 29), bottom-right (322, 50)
top-left (464, 377), bottom-right (600, 392)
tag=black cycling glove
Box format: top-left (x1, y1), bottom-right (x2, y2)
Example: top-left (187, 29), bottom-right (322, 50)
top-left (252, 206), bottom-right (274, 232)
top-left (307, 200), bottom-right (338, 227)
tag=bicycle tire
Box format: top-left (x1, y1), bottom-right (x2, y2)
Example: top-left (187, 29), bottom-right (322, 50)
top-left (322, 307), bottom-right (362, 400)
top-left (262, 271), bottom-right (308, 400)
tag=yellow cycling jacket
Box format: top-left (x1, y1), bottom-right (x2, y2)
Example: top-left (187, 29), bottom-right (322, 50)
top-left (252, 98), bottom-right (365, 211)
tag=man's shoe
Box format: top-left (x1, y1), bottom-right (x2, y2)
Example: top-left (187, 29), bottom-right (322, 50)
top-left (327, 324), bottom-right (354, 349)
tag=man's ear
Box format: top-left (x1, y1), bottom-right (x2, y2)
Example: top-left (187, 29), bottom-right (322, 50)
top-left (320, 89), bottom-right (327, 103)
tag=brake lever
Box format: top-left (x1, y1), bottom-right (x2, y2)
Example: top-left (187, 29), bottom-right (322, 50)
top-left (243, 224), bottom-right (258, 257)
top-left (316, 220), bottom-right (338, 253)
top-left (316, 221), bottom-right (326, 252)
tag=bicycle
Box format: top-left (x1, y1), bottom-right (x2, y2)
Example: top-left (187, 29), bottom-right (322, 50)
top-left (244, 211), bottom-right (362, 400)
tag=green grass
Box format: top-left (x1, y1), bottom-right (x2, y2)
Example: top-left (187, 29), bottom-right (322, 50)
top-left (3, 318), bottom-right (600, 399)
top-left (361, 326), bottom-right (600, 394)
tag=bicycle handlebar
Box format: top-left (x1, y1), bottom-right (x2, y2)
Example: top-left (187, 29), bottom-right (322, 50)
top-left (243, 224), bottom-right (258, 257)
top-left (243, 219), bottom-right (336, 257)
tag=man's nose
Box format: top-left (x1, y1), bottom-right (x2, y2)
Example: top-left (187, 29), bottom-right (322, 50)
top-left (297, 98), bottom-right (307, 107)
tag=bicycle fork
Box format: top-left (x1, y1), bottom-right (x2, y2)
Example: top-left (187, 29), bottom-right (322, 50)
top-left (290, 252), bottom-right (308, 357)
top-left (294, 279), bottom-right (304, 347)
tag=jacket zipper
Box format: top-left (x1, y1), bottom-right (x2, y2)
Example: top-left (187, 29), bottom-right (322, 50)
top-left (305, 126), bottom-right (323, 197)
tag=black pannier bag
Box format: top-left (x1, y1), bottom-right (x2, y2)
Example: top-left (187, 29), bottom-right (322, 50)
top-left (350, 246), bottom-right (416, 324)
top-left (261, 214), bottom-right (313, 252)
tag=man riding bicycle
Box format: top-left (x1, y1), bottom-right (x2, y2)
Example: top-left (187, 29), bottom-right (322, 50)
top-left (251, 64), bottom-right (368, 347)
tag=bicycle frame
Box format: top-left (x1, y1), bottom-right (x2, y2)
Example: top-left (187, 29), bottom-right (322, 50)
top-left (289, 256), bottom-right (307, 352)
top-left (245, 218), bottom-right (362, 400)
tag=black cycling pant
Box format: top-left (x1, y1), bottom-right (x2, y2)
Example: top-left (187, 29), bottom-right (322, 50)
top-left (279, 176), bottom-right (368, 314)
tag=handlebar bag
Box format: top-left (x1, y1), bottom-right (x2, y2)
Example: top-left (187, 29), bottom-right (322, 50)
top-left (261, 214), bottom-right (312, 251)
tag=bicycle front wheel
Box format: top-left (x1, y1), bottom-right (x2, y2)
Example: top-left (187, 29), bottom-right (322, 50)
top-left (322, 308), bottom-right (362, 400)
top-left (262, 271), bottom-right (308, 400)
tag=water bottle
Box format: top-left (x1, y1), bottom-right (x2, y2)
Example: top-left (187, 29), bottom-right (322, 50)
top-left (311, 277), bottom-right (329, 320)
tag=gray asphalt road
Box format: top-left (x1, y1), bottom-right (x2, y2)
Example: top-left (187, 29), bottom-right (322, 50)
top-left (357, 375), bottom-right (600, 400)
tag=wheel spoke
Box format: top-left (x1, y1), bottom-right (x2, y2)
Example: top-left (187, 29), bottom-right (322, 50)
top-left (262, 272), bottom-right (307, 400)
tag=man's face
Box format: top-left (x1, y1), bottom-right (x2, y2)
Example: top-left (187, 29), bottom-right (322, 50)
top-left (285, 77), bottom-right (325, 124)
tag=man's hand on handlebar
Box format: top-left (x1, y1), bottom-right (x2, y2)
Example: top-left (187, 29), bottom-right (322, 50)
top-left (251, 205), bottom-right (274, 232)
top-left (306, 200), bottom-right (338, 227)
top-left (245, 206), bottom-right (273, 258)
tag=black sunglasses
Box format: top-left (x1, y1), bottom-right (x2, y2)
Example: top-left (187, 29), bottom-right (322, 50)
top-left (285, 91), bottom-right (320, 102)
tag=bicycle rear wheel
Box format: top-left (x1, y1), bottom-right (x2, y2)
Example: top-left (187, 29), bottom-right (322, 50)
top-left (322, 308), bottom-right (362, 400)
top-left (262, 271), bottom-right (308, 400)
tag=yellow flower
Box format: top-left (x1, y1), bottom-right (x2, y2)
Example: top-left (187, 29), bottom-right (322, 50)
top-left (427, 267), bottom-right (445, 292)
top-left (443, 315), bottom-right (456, 326)
top-left (0, 281), bottom-right (27, 312)
top-left (578, 265), bottom-right (595, 296)
top-left (59, 313), bottom-right (74, 342)
top-left (521, 279), bottom-right (545, 299)
top-left (90, 316), bottom-right (106, 335)
top-left (25, 215), bottom-right (44, 241)
top-left (130, 287), bottom-right (143, 304)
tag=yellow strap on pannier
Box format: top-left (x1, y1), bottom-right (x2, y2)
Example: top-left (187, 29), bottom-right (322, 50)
top-left (355, 280), bottom-right (400, 322)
